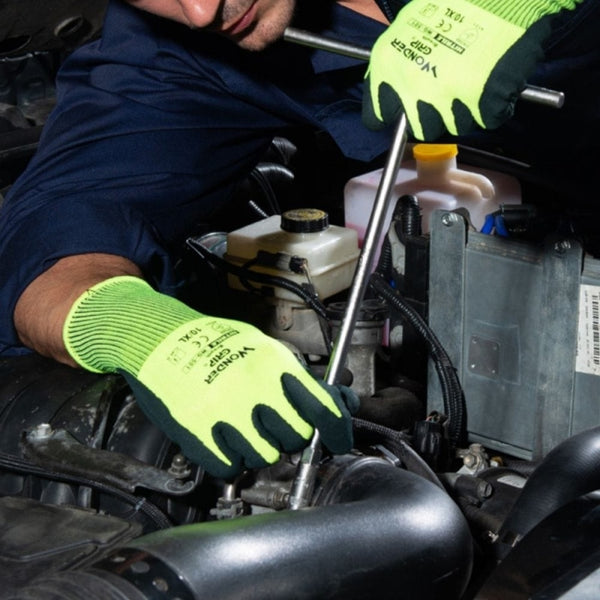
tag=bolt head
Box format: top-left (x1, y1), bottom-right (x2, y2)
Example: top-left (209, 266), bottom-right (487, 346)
top-left (554, 240), bottom-right (571, 254)
top-left (441, 213), bottom-right (458, 226)
top-left (30, 423), bottom-right (53, 440)
top-left (463, 455), bottom-right (475, 468)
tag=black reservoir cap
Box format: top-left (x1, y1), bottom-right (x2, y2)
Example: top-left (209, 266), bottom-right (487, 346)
top-left (281, 208), bottom-right (329, 233)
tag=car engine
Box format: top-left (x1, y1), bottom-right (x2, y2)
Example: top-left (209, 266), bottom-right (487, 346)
top-left (2, 3), bottom-right (600, 599)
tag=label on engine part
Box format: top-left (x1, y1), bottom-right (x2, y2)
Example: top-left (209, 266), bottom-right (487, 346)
top-left (576, 284), bottom-right (600, 376)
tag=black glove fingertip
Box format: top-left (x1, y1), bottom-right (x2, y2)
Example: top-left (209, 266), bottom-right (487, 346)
top-left (362, 81), bottom-right (403, 130)
top-left (337, 384), bottom-right (360, 416)
top-left (281, 373), bottom-right (354, 455)
top-left (415, 100), bottom-right (448, 141)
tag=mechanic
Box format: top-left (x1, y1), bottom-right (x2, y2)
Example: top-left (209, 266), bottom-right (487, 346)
top-left (0, 0), bottom-right (596, 479)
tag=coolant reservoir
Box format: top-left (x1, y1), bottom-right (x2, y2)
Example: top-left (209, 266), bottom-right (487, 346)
top-left (225, 208), bottom-right (359, 303)
top-left (344, 143), bottom-right (521, 242)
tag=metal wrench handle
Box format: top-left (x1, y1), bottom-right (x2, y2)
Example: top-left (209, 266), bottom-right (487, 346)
top-left (287, 114), bottom-right (410, 510)
top-left (284, 27), bottom-right (565, 109)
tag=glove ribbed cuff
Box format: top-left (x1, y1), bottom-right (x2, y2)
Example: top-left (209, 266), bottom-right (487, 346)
top-left (466, 0), bottom-right (581, 28)
top-left (63, 276), bottom-right (202, 376)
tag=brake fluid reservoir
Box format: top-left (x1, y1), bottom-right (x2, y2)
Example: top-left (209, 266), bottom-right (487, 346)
top-left (344, 143), bottom-right (521, 243)
top-left (225, 208), bottom-right (359, 303)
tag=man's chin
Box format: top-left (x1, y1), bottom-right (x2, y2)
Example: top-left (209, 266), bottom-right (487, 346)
top-left (228, 1), bottom-right (295, 52)
top-left (229, 25), bottom-right (286, 51)
top-left (236, 39), bottom-right (278, 52)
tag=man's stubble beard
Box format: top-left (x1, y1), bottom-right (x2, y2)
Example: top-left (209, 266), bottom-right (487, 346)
top-left (234, 0), bottom-right (296, 51)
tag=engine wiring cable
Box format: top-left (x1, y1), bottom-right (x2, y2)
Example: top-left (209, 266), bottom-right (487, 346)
top-left (370, 194), bottom-right (466, 448)
top-left (248, 162), bottom-right (285, 216)
top-left (352, 417), bottom-right (444, 489)
top-left (186, 236), bottom-right (329, 320)
top-left (369, 271), bottom-right (467, 448)
top-left (248, 199), bottom-right (269, 219)
top-left (0, 450), bottom-right (172, 530)
top-left (186, 236), bottom-right (334, 352)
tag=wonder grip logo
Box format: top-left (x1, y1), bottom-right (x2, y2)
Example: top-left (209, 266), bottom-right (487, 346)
top-left (387, 2), bottom-right (485, 78)
top-left (389, 37), bottom-right (438, 77)
top-left (204, 346), bottom-right (256, 384)
top-left (170, 320), bottom-right (257, 383)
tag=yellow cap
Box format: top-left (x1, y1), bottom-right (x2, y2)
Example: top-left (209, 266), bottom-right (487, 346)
top-left (413, 144), bottom-right (458, 162)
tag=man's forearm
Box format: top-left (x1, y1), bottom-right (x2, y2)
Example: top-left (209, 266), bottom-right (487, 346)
top-left (14, 253), bottom-right (142, 367)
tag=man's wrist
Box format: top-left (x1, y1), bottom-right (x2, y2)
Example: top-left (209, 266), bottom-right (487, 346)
top-left (14, 254), bottom-right (143, 367)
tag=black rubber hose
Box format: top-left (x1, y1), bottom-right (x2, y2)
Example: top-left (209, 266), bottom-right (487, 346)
top-left (11, 458), bottom-right (474, 599)
top-left (97, 456), bottom-right (473, 600)
top-left (374, 194), bottom-right (421, 280)
top-left (0, 451), bottom-right (172, 530)
top-left (496, 425), bottom-right (600, 559)
top-left (248, 162), bottom-right (292, 215)
top-left (369, 272), bottom-right (467, 447)
top-left (496, 458), bottom-right (540, 478)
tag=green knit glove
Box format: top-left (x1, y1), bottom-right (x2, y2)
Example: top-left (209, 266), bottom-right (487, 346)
top-left (364, 0), bottom-right (582, 139)
top-left (63, 276), bottom-right (358, 479)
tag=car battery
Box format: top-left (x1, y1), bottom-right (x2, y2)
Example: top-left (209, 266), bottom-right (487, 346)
top-left (427, 209), bottom-right (600, 460)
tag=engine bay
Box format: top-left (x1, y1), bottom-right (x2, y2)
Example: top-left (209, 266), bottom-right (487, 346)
top-left (2, 3), bottom-right (600, 599)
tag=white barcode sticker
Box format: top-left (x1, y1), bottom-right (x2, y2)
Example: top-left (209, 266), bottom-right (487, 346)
top-left (576, 284), bottom-right (600, 376)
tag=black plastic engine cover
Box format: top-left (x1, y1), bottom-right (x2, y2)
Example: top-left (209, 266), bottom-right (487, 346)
top-left (0, 496), bottom-right (142, 596)
top-left (0, 354), bottom-right (190, 529)
top-left (0, 0), bottom-right (107, 59)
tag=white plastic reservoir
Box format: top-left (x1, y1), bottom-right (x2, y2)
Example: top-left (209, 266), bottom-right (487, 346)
top-left (344, 143), bottom-right (521, 244)
top-left (225, 208), bottom-right (360, 303)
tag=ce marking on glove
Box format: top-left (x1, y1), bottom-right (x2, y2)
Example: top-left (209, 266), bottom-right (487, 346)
top-left (437, 19), bottom-right (452, 33)
top-left (192, 336), bottom-right (210, 349)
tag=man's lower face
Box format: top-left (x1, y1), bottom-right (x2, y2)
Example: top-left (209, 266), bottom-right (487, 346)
top-left (125, 0), bottom-right (297, 51)
top-left (226, 0), bottom-right (296, 51)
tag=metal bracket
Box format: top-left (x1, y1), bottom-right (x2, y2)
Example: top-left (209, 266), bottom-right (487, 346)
top-left (21, 425), bottom-right (196, 496)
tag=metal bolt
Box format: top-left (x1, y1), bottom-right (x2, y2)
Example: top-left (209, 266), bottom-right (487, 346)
top-left (168, 453), bottom-right (191, 478)
top-left (554, 240), bottom-right (571, 255)
top-left (130, 561), bottom-right (150, 574)
top-left (152, 578), bottom-right (169, 592)
top-left (463, 454), bottom-right (476, 468)
top-left (484, 530), bottom-right (499, 543)
top-left (441, 212), bottom-right (458, 227)
top-left (477, 481), bottom-right (493, 499)
top-left (29, 423), bottom-right (53, 440)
